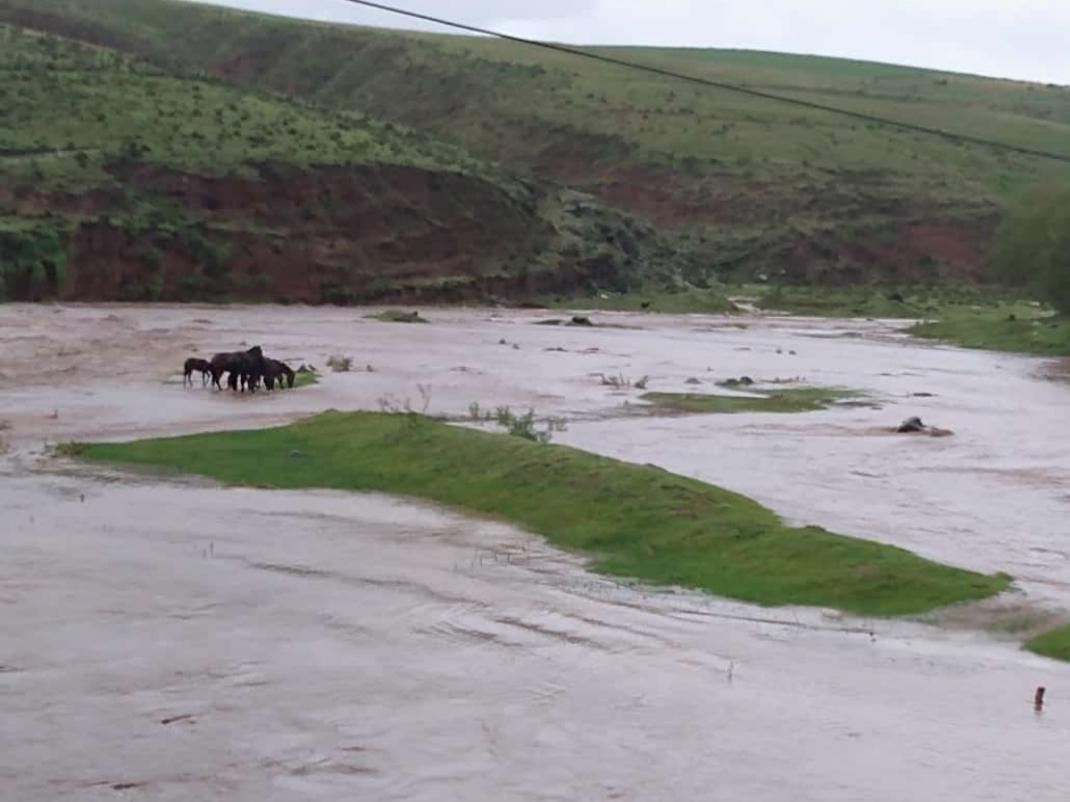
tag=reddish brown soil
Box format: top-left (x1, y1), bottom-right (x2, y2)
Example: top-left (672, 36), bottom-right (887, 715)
top-left (6, 164), bottom-right (612, 304)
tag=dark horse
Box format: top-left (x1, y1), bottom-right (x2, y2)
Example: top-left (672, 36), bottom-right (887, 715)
top-left (263, 358), bottom-right (296, 391)
top-left (183, 358), bottom-right (212, 387)
top-left (209, 346), bottom-right (266, 392)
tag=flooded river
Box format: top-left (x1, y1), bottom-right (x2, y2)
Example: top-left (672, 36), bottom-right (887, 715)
top-left (2, 303), bottom-right (1068, 801)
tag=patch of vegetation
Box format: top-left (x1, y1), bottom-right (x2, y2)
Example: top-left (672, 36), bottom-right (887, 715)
top-left (600, 372), bottom-right (650, 390)
top-left (0, 24), bottom-right (487, 188)
top-left (752, 284), bottom-right (1009, 319)
top-left (542, 290), bottom-right (737, 314)
top-left (0, 218), bottom-right (70, 301)
top-left (1024, 623), bottom-right (1070, 662)
top-left (908, 304), bottom-right (1070, 355)
top-left (467, 403), bottom-right (567, 443)
top-left (325, 355), bottom-right (353, 372)
top-left (753, 285), bottom-right (1070, 356)
top-left (641, 386), bottom-right (860, 414)
top-left (293, 370), bottom-right (319, 388)
top-left (990, 184), bottom-right (1070, 314)
top-left (75, 411), bottom-right (1010, 615)
top-left (366, 309), bottom-right (430, 324)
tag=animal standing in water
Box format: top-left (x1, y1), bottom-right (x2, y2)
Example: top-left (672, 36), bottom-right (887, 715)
top-left (183, 357), bottom-right (212, 387)
top-left (263, 358), bottom-right (296, 391)
top-left (209, 346), bottom-right (266, 392)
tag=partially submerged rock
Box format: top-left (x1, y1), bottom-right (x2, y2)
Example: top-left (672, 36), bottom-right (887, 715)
top-left (896, 416), bottom-right (953, 437)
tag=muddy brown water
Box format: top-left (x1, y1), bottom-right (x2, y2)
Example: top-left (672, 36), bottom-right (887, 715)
top-left (2, 303), bottom-right (1069, 801)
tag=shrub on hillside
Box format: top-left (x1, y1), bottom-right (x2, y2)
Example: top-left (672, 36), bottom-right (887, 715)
top-left (991, 184), bottom-right (1070, 314)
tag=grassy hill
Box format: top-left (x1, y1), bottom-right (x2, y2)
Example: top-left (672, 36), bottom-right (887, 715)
top-left (0, 21), bottom-right (701, 303)
top-left (4, 0), bottom-right (1070, 287)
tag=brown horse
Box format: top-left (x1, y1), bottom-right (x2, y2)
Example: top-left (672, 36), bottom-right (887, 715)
top-left (263, 358), bottom-right (296, 391)
top-left (183, 358), bottom-right (212, 387)
top-left (209, 346), bottom-right (265, 391)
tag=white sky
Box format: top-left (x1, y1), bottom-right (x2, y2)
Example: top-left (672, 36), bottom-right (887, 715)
top-left (184, 0), bottom-right (1070, 85)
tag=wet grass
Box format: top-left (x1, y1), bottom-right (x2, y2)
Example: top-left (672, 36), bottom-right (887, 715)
top-left (908, 305), bottom-right (1070, 356)
top-left (1024, 624), bottom-right (1070, 662)
top-left (73, 411), bottom-right (1009, 616)
top-left (366, 310), bottom-right (430, 324)
top-left (753, 286), bottom-right (1070, 356)
top-left (0, 25), bottom-right (484, 188)
top-left (18, 0), bottom-right (1070, 200)
top-left (641, 386), bottom-right (859, 414)
top-left (541, 290), bottom-right (737, 315)
top-left (752, 285), bottom-right (1012, 319)
top-left (293, 371), bottom-right (319, 388)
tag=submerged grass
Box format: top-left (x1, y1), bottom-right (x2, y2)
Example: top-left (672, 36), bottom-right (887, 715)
top-left (641, 386), bottom-right (859, 414)
top-left (366, 310), bottom-right (430, 324)
top-left (74, 411), bottom-right (1008, 616)
top-left (1024, 624), bottom-right (1070, 662)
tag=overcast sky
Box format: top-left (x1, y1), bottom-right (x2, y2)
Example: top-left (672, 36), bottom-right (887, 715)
top-left (185, 0), bottom-right (1070, 84)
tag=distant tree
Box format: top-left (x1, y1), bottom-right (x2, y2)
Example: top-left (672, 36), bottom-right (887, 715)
top-left (991, 184), bottom-right (1070, 314)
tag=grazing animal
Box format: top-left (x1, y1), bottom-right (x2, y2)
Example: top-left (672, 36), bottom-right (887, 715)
top-left (183, 358), bottom-right (211, 387)
top-left (263, 358), bottom-right (296, 391)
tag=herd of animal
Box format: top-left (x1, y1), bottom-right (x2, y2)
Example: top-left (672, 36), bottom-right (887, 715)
top-left (183, 346), bottom-right (295, 392)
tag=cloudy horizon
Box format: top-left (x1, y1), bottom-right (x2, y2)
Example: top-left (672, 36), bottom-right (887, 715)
top-left (182, 0), bottom-right (1070, 85)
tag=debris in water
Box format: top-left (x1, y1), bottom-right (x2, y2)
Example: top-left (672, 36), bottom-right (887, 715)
top-left (160, 714), bottom-right (195, 726)
top-left (1035, 686), bottom-right (1046, 713)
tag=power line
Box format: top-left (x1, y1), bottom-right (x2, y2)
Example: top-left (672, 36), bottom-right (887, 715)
top-left (339, 0), bottom-right (1070, 166)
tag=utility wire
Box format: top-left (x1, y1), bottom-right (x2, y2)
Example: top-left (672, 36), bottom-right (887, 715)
top-left (339, 0), bottom-right (1070, 165)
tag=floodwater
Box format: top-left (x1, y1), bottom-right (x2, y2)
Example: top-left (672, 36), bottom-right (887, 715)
top-left (2, 303), bottom-right (1069, 801)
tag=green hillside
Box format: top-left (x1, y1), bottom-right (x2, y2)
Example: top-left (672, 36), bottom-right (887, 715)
top-left (0, 25), bottom-right (483, 186)
top-left (4, 0), bottom-right (1069, 285)
top-left (0, 22), bottom-right (700, 303)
